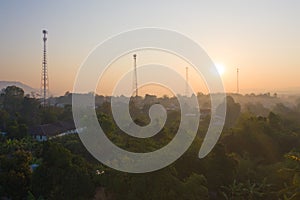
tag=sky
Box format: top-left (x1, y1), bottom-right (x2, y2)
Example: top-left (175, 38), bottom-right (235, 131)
top-left (0, 0), bottom-right (299, 96)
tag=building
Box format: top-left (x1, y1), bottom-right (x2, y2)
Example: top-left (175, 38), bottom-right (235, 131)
top-left (30, 120), bottom-right (80, 141)
top-left (0, 130), bottom-right (7, 137)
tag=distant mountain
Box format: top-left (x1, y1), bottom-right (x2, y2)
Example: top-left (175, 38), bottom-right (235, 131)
top-left (0, 81), bottom-right (39, 96)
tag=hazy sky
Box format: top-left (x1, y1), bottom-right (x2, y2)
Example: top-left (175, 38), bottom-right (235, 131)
top-left (0, 0), bottom-right (299, 96)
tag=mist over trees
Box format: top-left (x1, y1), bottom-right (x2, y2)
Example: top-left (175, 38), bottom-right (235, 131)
top-left (0, 86), bottom-right (300, 199)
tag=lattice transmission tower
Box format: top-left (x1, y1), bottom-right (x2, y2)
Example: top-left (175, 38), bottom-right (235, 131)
top-left (41, 30), bottom-right (49, 107)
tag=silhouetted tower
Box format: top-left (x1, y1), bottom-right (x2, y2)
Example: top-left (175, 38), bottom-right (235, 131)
top-left (133, 54), bottom-right (138, 97)
top-left (41, 30), bottom-right (49, 107)
top-left (185, 67), bottom-right (189, 96)
top-left (236, 68), bottom-right (239, 94)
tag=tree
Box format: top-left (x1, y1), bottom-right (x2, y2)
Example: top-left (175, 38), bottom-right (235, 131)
top-left (215, 96), bottom-right (241, 129)
top-left (106, 167), bottom-right (209, 200)
top-left (183, 173), bottom-right (209, 200)
top-left (0, 109), bottom-right (9, 130)
top-left (21, 96), bottom-right (41, 126)
top-left (3, 86), bottom-right (25, 116)
top-left (278, 152), bottom-right (300, 199)
top-left (0, 150), bottom-right (32, 199)
top-left (224, 96), bottom-right (241, 128)
top-left (221, 179), bottom-right (273, 200)
top-left (202, 143), bottom-right (237, 194)
top-left (268, 112), bottom-right (281, 129)
top-left (40, 108), bottom-right (59, 124)
top-left (32, 142), bottom-right (95, 200)
top-left (6, 120), bottom-right (28, 139)
top-left (245, 103), bottom-right (270, 117)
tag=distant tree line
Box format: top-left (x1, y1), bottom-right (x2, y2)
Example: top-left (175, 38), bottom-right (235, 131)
top-left (0, 86), bottom-right (300, 199)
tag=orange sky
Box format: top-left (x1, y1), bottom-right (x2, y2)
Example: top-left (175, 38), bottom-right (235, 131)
top-left (0, 1), bottom-right (299, 96)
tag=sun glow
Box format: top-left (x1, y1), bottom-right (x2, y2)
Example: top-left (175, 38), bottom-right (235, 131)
top-left (215, 63), bottom-right (225, 76)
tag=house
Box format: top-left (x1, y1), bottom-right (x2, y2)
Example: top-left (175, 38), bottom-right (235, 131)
top-left (30, 120), bottom-right (79, 141)
top-left (0, 130), bottom-right (7, 137)
top-left (30, 163), bottom-right (39, 172)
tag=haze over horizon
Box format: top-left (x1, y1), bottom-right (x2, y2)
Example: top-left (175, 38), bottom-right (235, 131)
top-left (1, 1), bottom-right (299, 96)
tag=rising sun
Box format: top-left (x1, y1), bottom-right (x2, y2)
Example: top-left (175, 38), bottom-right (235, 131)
top-left (215, 63), bottom-right (225, 76)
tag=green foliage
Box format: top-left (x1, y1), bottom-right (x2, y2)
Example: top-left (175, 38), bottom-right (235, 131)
top-left (0, 86), bottom-right (43, 138)
top-left (222, 113), bottom-right (281, 163)
top-left (277, 152), bottom-right (300, 200)
top-left (0, 109), bottom-right (9, 129)
top-left (202, 144), bottom-right (237, 193)
top-left (31, 142), bottom-right (95, 200)
top-left (27, 191), bottom-right (45, 200)
top-left (21, 96), bottom-right (41, 126)
top-left (183, 173), bottom-right (209, 200)
top-left (221, 179), bottom-right (273, 200)
top-left (2, 85), bottom-right (25, 116)
top-left (0, 137), bottom-right (40, 155)
top-left (245, 102), bottom-right (270, 117)
top-left (6, 120), bottom-right (28, 139)
top-left (106, 168), bottom-right (208, 200)
top-left (223, 96), bottom-right (241, 128)
top-left (0, 150), bottom-right (32, 199)
top-left (1, 88), bottom-right (300, 199)
top-left (97, 112), bottom-right (116, 133)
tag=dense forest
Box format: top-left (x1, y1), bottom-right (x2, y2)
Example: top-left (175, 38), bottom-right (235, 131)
top-left (1, 85), bottom-right (300, 200)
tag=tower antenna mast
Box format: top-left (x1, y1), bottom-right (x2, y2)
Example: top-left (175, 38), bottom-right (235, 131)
top-left (133, 54), bottom-right (138, 97)
top-left (41, 30), bottom-right (49, 107)
top-left (237, 67), bottom-right (239, 94)
top-left (185, 67), bottom-right (189, 97)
